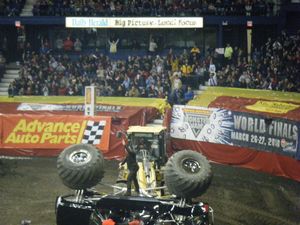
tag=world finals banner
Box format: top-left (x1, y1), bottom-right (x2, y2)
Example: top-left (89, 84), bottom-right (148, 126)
top-left (170, 105), bottom-right (299, 159)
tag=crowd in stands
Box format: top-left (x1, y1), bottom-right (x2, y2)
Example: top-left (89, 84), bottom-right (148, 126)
top-left (0, 0), bottom-right (25, 16)
top-left (0, 52), bottom-right (6, 80)
top-left (33, 0), bottom-right (279, 17)
top-left (8, 44), bottom-right (197, 105)
top-left (212, 30), bottom-right (300, 92)
top-left (8, 30), bottom-right (300, 103)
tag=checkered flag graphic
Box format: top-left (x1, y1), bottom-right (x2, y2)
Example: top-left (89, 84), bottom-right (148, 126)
top-left (81, 120), bottom-right (106, 145)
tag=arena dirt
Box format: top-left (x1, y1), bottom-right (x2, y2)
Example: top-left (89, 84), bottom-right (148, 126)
top-left (0, 157), bottom-right (299, 225)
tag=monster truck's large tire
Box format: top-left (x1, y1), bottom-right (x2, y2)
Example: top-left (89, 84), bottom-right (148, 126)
top-left (57, 144), bottom-right (104, 189)
top-left (164, 150), bottom-right (212, 198)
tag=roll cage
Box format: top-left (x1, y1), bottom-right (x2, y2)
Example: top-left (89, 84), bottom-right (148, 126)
top-left (56, 188), bottom-right (214, 225)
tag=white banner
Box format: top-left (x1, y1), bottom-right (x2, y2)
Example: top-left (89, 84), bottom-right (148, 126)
top-left (66, 17), bottom-right (203, 28)
top-left (17, 103), bottom-right (122, 112)
top-left (171, 105), bottom-right (226, 142)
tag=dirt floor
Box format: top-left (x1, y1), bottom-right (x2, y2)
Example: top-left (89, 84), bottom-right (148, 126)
top-left (0, 157), bottom-right (299, 225)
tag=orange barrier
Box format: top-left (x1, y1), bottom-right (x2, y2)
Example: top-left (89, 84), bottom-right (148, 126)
top-left (0, 114), bottom-right (111, 153)
top-left (0, 101), bottom-right (160, 157)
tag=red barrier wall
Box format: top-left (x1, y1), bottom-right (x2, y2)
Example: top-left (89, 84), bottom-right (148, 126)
top-left (171, 138), bottom-right (300, 182)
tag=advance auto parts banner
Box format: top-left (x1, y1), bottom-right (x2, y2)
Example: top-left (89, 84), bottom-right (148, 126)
top-left (170, 105), bottom-right (299, 159)
top-left (1, 115), bottom-right (111, 152)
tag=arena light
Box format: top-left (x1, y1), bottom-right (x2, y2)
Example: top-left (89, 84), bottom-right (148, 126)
top-left (65, 17), bottom-right (203, 28)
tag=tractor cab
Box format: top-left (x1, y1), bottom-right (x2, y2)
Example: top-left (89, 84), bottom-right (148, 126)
top-left (125, 125), bottom-right (168, 167)
top-left (116, 125), bottom-right (168, 196)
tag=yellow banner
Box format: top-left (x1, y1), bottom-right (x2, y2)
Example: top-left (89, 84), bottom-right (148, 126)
top-left (246, 101), bottom-right (299, 114)
top-left (182, 108), bottom-right (211, 115)
top-left (188, 87), bottom-right (300, 107)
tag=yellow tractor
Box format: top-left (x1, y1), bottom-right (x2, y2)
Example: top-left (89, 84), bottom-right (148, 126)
top-left (57, 125), bottom-right (213, 200)
top-left (116, 125), bottom-right (168, 197)
top-left (115, 125), bottom-right (213, 199)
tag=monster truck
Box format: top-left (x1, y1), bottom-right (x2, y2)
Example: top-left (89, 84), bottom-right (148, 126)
top-left (55, 125), bottom-right (214, 225)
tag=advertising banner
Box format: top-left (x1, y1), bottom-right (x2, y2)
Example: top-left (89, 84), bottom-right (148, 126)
top-left (245, 100), bottom-right (299, 114)
top-left (171, 105), bottom-right (299, 158)
top-left (1, 115), bottom-right (111, 152)
top-left (66, 17), bottom-right (203, 28)
top-left (17, 103), bottom-right (122, 113)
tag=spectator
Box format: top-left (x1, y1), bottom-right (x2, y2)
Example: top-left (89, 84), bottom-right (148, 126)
top-left (184, 86), bottom-right (194, 103)
top-left (272, 39), bottom-right (282, 54)
top-left (63, 36), bottom-right (74, 51)
top-left (131, 39), bottom-right (140, 50)
top-left (145, 74), bottom-right (156, 89)
top-left (208, 60), bottom-right (216, 74)
top-left (135, 74), bottom-right (146, 90)
top-left (23, 42), bottom-right (32, 59)
top-left (74, 38), bottom-right (82, 52)
top-left (149, 35), bottom-right (157, 55)
top-left (171, 55), bottom-right (179, 72)
top-left (96, 65), bottom-right (105, 81)
top-left (173, 87), bottom-right (185, 105)
top-left (1, 37), bottom-right (8, 60)
top-left (55, 36), bottom-right (64, 52)
top-left (108, 38), bottom-right (119, 54)
top-left (208, 72), bottom-right (218, 86)
top-left (122, 75), bottom-right (132, 92)
top-left (170, 73), bottom-right (182, 91)
top-left (0, 52), bottom-right (6, 79)
top-left (56, 62), bottom-right (66, 74)
top-left (190, 44), bottom-right (200, 60)
top-left (180, 59), bottom-right (194, 87)
top-left (40, 42), bottom-right (50, 54)
top-left (128, 85), bottom-right (140, 97)
top-left (238, 70), bottom-right (251, 88)
top-left (147, 84), bottom-right (158, 98)
top-left (195, 63), bottom-right (207, 86)
top-left (8, 83), bottom-right (14, 97)
top-left (180, 59), bottom-right (193, 77)
top-left (42, 83), bottom-right (49, 96)
top-left (224, 43), bottom-right (233, 64)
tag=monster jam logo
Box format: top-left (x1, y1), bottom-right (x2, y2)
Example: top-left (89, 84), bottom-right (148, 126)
top-left (183, 113), bottom-right (209, 138)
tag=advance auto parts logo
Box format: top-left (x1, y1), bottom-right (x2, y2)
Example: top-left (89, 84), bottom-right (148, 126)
top-left (183, 108), bottom-right (211, 138)
top-left (4, 119), bottom-right (87, 145)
